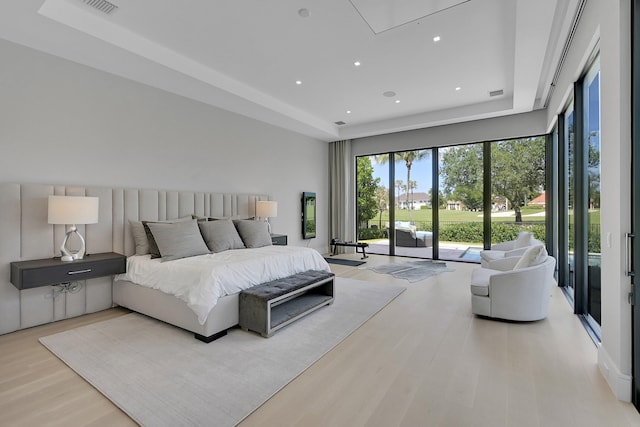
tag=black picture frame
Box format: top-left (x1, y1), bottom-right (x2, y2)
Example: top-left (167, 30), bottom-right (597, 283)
top-left (302, 192), bottom-right (316, 239)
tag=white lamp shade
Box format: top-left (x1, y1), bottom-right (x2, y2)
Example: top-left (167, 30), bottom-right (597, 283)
top-left (256, 200), bottom-right (278, 218)
top-left (48, 196), bottom-right (99, 225)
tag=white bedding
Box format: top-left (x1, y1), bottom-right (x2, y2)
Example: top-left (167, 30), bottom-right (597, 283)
top-left (114, 246), bottom-right (331, 325)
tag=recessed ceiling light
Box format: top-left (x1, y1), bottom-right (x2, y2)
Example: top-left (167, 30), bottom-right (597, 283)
top-left (433, 35), bottom-right (441, 42)
top-left (455, 87), bottom-right (461, 91)
top-left (346, 110), bottom-right (352, 114)
top-left (354, 61), bottom-right (361, 67)
top-left (298, 8), bottom-right (310, 18)
top-left (296, 80), bottom-right (302, 85)
top-left (395, 100), bottom-right (400, 104)
top-left (383, 91), bottom-right (396, 97)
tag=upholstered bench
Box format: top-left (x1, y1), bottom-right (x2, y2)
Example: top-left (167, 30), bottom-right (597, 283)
top-left (239, 270), bottom-right (335, 337)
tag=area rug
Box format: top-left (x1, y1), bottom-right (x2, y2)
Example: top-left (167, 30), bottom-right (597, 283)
top-left (324, 257), bottom-right (366, 266)
top-left (39, 278), bottom-right (404, 427)
top-left (369, 260), bottom-right (454, 282)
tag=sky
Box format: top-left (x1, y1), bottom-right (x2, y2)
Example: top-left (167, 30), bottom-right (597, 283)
top-left (371, 155), bottom-right (435, 194)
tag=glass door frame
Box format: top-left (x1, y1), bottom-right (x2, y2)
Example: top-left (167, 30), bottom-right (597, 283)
top-left (631, 0), bottom-right (640, 409)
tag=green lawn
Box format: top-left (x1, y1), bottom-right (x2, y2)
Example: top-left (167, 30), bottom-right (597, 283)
top-left (367, 207), bottom-right (547, 228)
top-left (368, 207), bottom-right (600, 227)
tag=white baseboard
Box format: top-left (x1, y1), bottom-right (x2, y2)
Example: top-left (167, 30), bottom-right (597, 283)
top-left (598, 345), bottom-right (632, 402)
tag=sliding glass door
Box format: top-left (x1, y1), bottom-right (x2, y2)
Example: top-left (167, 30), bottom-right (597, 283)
top-left (557, 54), bottom-right (601, 334)
top-left (356, 155), bottom-right (389, 255)
top-left (438, 143), bottom-right (484, 261)
top-left (356, 138), bottom-right (546, 263)
top-left (490, 137), bottom-right (547, 249)
top-left (584, 58), bottom-right (601, 325)
top-left (565, 103), bottom-right (577, 300)
top-left (393, 150), bottom-right (432, 258)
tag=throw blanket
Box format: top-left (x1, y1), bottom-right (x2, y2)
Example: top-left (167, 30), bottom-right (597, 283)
top-left (115, 246), bottom-right (331, 324)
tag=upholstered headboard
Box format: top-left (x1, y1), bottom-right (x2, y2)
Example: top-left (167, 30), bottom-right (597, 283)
top-left (0, 183), bottom-right (267, 335)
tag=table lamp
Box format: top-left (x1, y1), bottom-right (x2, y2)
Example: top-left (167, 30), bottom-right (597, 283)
top-left (256, 200), bottom-right (277, 233)
top-left (48, 195), bottom-right (99, 261)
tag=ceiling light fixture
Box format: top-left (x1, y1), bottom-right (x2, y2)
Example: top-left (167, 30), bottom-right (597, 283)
top-left (395, 100), bottom-right (400, 104)
top-left (433, 35), bottom-right (441, 42)
top-left (455, 87), bottom-right (461, 91)
top-left (295, 80), bottom-right (302, 85)
top-left (346, 110), bottom-right (352, 114)
top-left (354, 61), bottom-right (361, 67)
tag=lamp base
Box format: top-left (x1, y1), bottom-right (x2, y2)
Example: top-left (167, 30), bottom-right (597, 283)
top-left (60, 225), bottom-right (86, 262)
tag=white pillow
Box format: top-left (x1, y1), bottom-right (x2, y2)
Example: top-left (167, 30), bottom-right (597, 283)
top-left (513, 231), bottom-right (533, 249)
top-left (513, 244), bottom-right (547, 270)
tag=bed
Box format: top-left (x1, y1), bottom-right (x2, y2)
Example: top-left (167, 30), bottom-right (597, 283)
top-left (114, 236), bottom-right (331, 341)
top-left (0, 183), bottom-right (330, 341)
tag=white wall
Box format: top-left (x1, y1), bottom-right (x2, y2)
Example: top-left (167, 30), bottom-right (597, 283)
top-left (0, 39), bottom-right (329, 251)
top-left (352, 109), bottom-right (547, 156)
top-left (545, 0), bottom-right (633, 400)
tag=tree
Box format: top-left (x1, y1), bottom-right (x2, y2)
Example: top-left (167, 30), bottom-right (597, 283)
top-left (375, 185), bottom-right (389, 228)
top-left (490, 137), bottom-right (546, 222)
top-left (439, 138), bottom-right (546, 222)
top-left (407, 180), bottom-right (418, 209)
top-left (376, 150), bottom-right (428, 221)
top-left (588, 131), bottom-right (601, 209)
top-left (394, 180), bottom-right (404, 208)
top-left (440, 145), bottom-right (484, 211)
top-left (356, 157), bottom-right (381, 230)
top-left (428, 188), bottom-right (446, 209)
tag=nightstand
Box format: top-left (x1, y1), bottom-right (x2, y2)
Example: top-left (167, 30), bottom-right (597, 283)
top-left (10, 252), bottom-right (126, 290)
top-left (270, 234), bottom-right (288, 246)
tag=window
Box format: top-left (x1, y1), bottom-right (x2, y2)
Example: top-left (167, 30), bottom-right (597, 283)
top-left (356, 136), bottom-right (547, 263)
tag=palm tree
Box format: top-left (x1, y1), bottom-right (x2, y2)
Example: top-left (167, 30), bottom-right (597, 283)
top-left (375, 185), bottom-right (388, 229)
top-left (407, 180), bottom-right (418, 210)
top-left (376, 151), bottom-right (428, 222)
top-left (394, 180), bottom-right (404, 209)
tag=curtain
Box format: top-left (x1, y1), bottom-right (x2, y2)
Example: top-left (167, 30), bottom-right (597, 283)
top-left (329, 140), bottom-right (354, 254)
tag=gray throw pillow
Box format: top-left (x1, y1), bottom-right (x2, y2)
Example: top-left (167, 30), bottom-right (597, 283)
top-left (146, 219), bottom-right (210, 262)
top-left (234, 220), bottom-right (272, 248)
top-left (130, 220), bottom-right (150, 255)
top-left (198, 219), bottom-right (246, 253)
top-left (139, 216), bottom-right (193, 258)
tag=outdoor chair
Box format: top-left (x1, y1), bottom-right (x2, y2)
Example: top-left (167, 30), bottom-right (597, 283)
top-left (388, 222), bottom-right (433, 247)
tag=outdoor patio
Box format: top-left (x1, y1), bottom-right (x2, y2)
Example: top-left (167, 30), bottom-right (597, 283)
top-left (365, 240), bottom-right (482, 262)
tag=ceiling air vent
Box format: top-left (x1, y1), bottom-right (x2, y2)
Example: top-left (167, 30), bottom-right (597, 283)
top-left (334, 121), bottom-right (346, 125)
top-left (83, 0), bottom-right (118, 14)
top-left (489, 89), bottom-right (504, 97)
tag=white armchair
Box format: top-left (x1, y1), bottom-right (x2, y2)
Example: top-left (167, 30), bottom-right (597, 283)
top-left (479, 231), bottom-right (543, 267)
top-left (470, 245), bottom-right (556, 321)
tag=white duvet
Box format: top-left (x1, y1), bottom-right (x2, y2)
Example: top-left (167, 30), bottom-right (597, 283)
top-left (114, 246), bottom-right (331, 325)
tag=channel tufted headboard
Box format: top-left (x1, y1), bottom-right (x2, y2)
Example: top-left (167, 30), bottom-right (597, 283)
top-left (0, 183), bottom-right (267, 335)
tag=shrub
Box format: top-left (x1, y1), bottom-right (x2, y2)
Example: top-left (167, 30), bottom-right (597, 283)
top-left (438, 222), bottom-right (547, 245)
top-left (439, 222), bottom-right (484, 244)
top-left (490, 223), bottom-right (546, 244)
top-left (358, 228), bottom-right (387, 240)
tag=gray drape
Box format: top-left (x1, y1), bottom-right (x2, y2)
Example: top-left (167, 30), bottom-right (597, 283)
top-left (329, 140), bottom-right (354, 253)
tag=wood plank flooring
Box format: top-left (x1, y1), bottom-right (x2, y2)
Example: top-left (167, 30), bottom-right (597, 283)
top-left (1, 254), bottom-right (639, 426)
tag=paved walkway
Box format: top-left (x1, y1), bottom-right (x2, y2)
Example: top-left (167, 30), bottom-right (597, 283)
top-left (365, 240), bottom-right (482, 262)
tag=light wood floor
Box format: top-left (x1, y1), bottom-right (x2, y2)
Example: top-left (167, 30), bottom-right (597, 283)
top-left (1, 254), bottom-right (639, 427)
